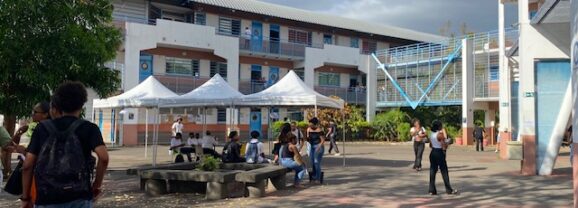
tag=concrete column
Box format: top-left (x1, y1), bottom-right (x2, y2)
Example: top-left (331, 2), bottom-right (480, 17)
top-left (498, 0), bottom-right (512, 132)
top-left (570, 0), bottom-right (577, 205)
top-left (518, 0), bottom-right (537, 175)
top-left (461, 38), bottom-right (475, 146)
top-left (304, 64), bottom-right (316, 88)
top-left (365, 55), bottom-right (377, 122)
top-left (226, 56), bottom-right (240, 90)
top-left (485, 109), bottom-right (496, 145)
top-left (123, 32), bottom-right (141, 91)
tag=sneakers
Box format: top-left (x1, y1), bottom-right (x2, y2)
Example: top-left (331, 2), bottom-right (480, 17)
top-left (334, 153), bottom-right (341, 156)
top-left (447, 189), bottom-right (459, 195)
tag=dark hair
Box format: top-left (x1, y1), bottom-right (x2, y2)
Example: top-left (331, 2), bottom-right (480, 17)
top-left (412, 118), bottom-right (421, 126)
top-left (250, 131), bottom-right (260, 139)
top-left (175, 133), bottom-right (182, 138)
top-left (195, 133), bottom-right (200, 138)
top-left (431, 120), bottom-right (443, 132)
top-left (206, 131), bottom-right (211, 136)
top-left (37, 102), bottom-right (51, 119)
top-left (189, 132), bottom-right (194, 137)
top-left (291, 121), bottom-right (297, 125)
top-left (309, 117), bottom-right (319, 125)
top-left (277, 123), bottom-right (292, 143)
top-left (50, 81), bottom-right (87, 113)
top-left (228, 131), bottom-right (238, 139)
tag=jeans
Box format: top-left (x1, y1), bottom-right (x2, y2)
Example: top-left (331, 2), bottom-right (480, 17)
top-left (280, 157), bottom-right (305, 184)
top-left (429, 149), bottom-right (453, 194)
top-left (180, 147), bottom-right (194, 162)
top-left (309, 144), bottom-right (324, 180)
top-left (328, 135), bottom-right (339, 154)
top-left (413, 141), bottom-right (425, 169)
top-left (476, 138), bottom-right (484, 151)
top-left (35, 199), bottom-right (92, 208)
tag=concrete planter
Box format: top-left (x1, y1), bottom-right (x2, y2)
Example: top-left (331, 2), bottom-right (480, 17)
top-left (456, 137), bottom-right (463, 145)
top-left (506, 141), bottom-right (523, 160)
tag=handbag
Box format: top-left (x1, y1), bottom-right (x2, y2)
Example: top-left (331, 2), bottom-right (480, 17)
top-left (3, 161), bottom-right (23, 195)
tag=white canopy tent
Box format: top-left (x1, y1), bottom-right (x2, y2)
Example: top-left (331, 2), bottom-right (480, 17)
top-left (92, 76), bottom-right (178, 161)
top-left (235, 70), bottom-right (347, 166)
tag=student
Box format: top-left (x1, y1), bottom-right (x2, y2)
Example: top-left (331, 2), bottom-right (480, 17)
top-left (171, 117), bottom-right (184, 136)
top-left (222, 131), bottom-right (244, 163)
top-left (170, 133), bottom-right (193, 162)
top-left (326, 121), bottom-right (340, 156)
top-left (187, 132), bottom-right (200, 147)
top-left (245, 131), bottom-right (265, 164)
top-left (21, 81), bottom-right (109, 208)
top-left (279, 124), bottom-right (306, 188)
top-left (307, 117), bottom-right (325, 184)
top-left (410, 118), bottom-right (427, 171)
top-left (243, 27), bottom-right (251, 48)
top-left (473, 122), bottom-right (485, 152)
top-left (201, 131), bottom-right (220, 158)
top-left (0, 126), bottom-right (11, 182)
top-left (428, 120), bottom-right (458, 195)
top-left (291, 121), bottom-right (305, 155)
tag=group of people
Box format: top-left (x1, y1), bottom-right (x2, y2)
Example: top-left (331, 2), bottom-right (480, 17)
top-left (169, 131), bottom-right (220, 162)
top-left (1, 82), bottom-right (109, 208)
top-left (410, 118), bottom-right (458, 195)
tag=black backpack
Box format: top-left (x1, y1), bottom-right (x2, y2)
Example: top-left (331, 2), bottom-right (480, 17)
top-left (222, 142), bottom-right (238, 163)
top-left (34, 120), bottom-right (95, 200)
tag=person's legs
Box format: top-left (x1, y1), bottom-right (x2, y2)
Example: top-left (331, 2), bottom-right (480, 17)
top-left (428, 151), bottom-right (439, 194)
top-left (439, 153), bottom-right (454, 193)
top-left (481, 138), bottom-right (484, 151)
top-left (35, 199), bottom-right (92, 208)
top-left (475, 138), bottom-right (480, 151)
top-left (180, 147), bottom-right (193, 162)
top-left (1, 149), bottom-right (11, 176)
top-left (413, 142), bottom-right (418, 169)
top-left (416, 142), bottom-right (425, 169)
top-left (310, 144), bottom-right (323, 181)
top-left (328, 140), bottom-right (334, 154)
top-left (331, 135), bottom-right (339, 153)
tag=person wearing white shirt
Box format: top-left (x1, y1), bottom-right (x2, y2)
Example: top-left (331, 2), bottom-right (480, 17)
top-left (171, 118), bottom-right (184, 136)
top-left (244, 27), bottom-right (251, 48)
top-left (410, 118), bottom-right (427, 171)
top-left (290, 121), bottom-right (306, 155)
top-left (428, 120), bottom-right (457, 195)
top-left (201, 131), bottom-right (220, 158)
top-left (245, 131), bottom-right (265, 164)
top-left (187, 132), bottom-right (200, 147)
top-left (170, 133), bottom-right (193, 162)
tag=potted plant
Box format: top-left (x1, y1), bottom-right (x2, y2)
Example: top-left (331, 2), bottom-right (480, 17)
top-left (455, 128), bottom-right (463, 145)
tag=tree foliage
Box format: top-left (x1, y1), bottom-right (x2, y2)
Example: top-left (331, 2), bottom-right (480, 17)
top-left (370, 109), bottom-right (411, 141)
top-left (0, 0), bottom-right (122, 132)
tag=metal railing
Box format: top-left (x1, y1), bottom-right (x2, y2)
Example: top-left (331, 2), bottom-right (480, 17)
top-left (314, 86), bottom-right (367, 105)
top-left (154, 75), bottom-right (211, 94)
top-left (239, 80), bottom-right (268, 94)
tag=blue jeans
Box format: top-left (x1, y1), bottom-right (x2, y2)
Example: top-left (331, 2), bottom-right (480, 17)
top-left (36, 200), bottom-right (92, 208)
top-left (309, 144), bottom-right (324, 180)
top-left (280, 157), bottom-right (305, 184)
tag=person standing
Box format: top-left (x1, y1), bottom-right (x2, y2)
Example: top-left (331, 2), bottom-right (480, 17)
top-left (307, 117), bottom-right (325, 184)
top-left (474, 123), bottom-right (486, 152)
top-left (291, 121), bottom-right (305, 155)
top-left (171, 117), bottom-right (184, 136)
top-left (428, 120), bottom-right (458, 195)
top-left (21, 81), bottom-right (109, 208)
top-left (244, 27), bottom-right (251, 48)
top-left (326, 121), bottom-right (340, 156)
top-left (411, 118), bottom-right (427, 171)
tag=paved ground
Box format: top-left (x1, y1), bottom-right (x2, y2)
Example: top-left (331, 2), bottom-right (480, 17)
top-left (1, 143), bottom-right (573, 208)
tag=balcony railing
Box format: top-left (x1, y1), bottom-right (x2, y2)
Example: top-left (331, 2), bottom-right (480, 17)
top-left (314, 86), bottom-right (367, 105)
top-left (154, 74), bottom-right (211, 94)
top-left (239, 80), bottom-right (268, 94)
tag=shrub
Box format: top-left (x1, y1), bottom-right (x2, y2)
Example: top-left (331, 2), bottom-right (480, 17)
top-left (197, 156), bottom-right (221, 171)
top-left (370, 109), bottom-right (410, 141)
top-left (397, 123), bottom-right (411, 142)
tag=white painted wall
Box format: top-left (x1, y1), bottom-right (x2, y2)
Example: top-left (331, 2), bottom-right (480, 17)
top-left (206, 13), bottom-right (219, 28)
top-left (152, 55), bottom-right (165, 75)
top-left (199, 60), bottom-right (211, 77)
top-left (304, 44), bottom-right (364, 87)
top-left (571, 0), bottom-right (578, 144)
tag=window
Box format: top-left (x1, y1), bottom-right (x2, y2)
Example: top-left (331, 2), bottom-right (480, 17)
top-left (289, 29), bottom-right (311, 45)
top-left (210, 61), bottom-right (227, 80)
top-left (166, 57), bottom-right (199, 76)
top-left (194, 12), bottom-right (206, 25)
top-left (362, 40), bottom-right (377, 54)
top-left (293, 68), bottom-right (305, 80)
top-left (350, 37), bottom-right (359, 48)
top-left (323, 34), bottom-right (333, 45)
top-left (489, 66), bottom-right (499, 81)
top-left (161, 10), bottom-right (185, 22)
top-left (218, 17), bottom-right (241, 36)
top-left (217, 108), bottom-right (227, 123)
top-left (318, 73), bottom-right (340, 87)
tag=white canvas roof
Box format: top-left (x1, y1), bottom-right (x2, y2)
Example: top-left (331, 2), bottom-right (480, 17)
top-left (161, 74), bottom-right (243, 107)
top-left (92, 76), bottom-right (178, 108)
top-left (236, 70), bottom-right (344, 109)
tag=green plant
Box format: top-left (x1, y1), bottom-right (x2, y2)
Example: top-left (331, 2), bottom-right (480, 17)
top-left (370, 109), bottom-right (410, 141)
top-left (197, 156), bottom-right (221, 171)
top-left (445, 125), bottom-right (460, 139)
top-left (396, 123), bottom-right (411, 142)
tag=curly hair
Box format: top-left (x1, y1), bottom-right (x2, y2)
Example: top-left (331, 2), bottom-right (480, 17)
top-left (50, 81), bottom-right (87, 113)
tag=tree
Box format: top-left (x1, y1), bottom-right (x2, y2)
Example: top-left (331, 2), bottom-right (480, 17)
top-left (0, 0), bottom-right (122, 134)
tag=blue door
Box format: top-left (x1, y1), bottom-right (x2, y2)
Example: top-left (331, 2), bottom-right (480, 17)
top-left (535, 60), bottom-right (571, 172)
top-left (250, 111), bottom-right (262, 139)
top-left (98, 110), bottom-right (103, 133)
top-left (268, 67), bottom-right (279, 86)
top-left (110, 109), bottom-right (116, 144)
top-left (251, 21), bottom-right (263, 52)
top-left (251, 65), bottom-right (263, 93)
top-left (139, 53), bottom-right (153, 82)
top-left (269, 24), bottom-right (280, 54)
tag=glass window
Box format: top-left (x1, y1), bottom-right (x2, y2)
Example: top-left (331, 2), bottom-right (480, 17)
top-left (489, 66), bottom-right (499, 81)
top-left (195, 12), bottom-right (206, 25)
top-left (166, 57), bottom-right (199, 76)
top-left (217, 108), bottom-right (226, 123)
top-left (210, 61), bottom-right (227, 80)
top-left (289, 29), bottom-right (311, 45)
top-left (319, 73), bottom-right (340, 87)
top-left (362, 40), bottom-right (377, 54)
top-left (350, 37), bottom-right (359, 48)
top-left (294, 68), bottom-right (305, 80)
top-left (323, 34), bottom-right (333, 45)
top-left (218, 17), bottom-right (241, 36)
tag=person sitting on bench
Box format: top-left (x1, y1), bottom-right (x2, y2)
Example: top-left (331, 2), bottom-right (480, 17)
top-left (245, 131), bottom-right (266, 164)
top-left (170, 133), bottom-right (194, 162)
top-left (222, 131), bottom-right (245, 163)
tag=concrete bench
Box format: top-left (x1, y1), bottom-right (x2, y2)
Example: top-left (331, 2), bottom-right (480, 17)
top-left (139, 169), bottom-right (242, 200)
top-left (127, 162), bottom-right (197, 176)
top-left (235, 166), bottom-right (288, 198)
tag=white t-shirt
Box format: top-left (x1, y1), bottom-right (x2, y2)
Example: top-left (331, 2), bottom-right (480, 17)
top-left (245, 139), bottom-right (264, 163)
top-left (244, 28), bottom-right (252, 38)
top-left (410, 127), bottom-right (426, 142)
top-left (430, 132), bottom-right (442, 149)
top-left (292, 129), bottom-right (303, 147)
top-left (171, 122), bottom-right (183, 135)
top-left (202, 135), bottom-right (217, 149)
top-left (187, 137), bottom-right (200, 146)
top-left (170, 138), bottom-right (183, 152)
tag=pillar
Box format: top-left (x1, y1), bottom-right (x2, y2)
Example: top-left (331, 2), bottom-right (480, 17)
top-left (365, 55), bottom-right (377, 122)
top-left (485, 109), bottom-right (496, 145)
top-left (569, 0), bottom-right (577, 205)
top-left (461, 38), bottom-right (475, 146)
top-left (498, 0), bottom-right (513, 149)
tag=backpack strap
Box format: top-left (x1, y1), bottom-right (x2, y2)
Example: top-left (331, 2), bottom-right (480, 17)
top-left (42, 120), bottom-right (59, 136)
top-left (63, 119), bottom-right (85, 137)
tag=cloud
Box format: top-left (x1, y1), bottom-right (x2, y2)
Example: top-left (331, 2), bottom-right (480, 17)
top-left (259, 0), bottom-right (518, 35)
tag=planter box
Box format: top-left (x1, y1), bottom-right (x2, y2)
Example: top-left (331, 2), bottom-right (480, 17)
top-left (506, 141), bottom-right (523, 160)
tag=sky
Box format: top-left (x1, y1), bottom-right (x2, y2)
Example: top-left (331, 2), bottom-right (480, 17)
top-left (259, 0), bottom-right (519, 36)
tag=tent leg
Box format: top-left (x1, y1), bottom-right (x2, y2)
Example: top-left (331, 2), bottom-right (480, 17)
top-left (342, 111), bottom-right (345, 167)
top-left (145, 108), bottom-right (149, 159)
top-left (314, 105), bottom-right (318, 117)
top-left (152, 107), bottom-right (160, 167)
top-left (268, 106), bottom-right (271, 157)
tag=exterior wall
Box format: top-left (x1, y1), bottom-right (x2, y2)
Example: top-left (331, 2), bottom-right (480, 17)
top-left (206, 13), bottom-right (219, 28)
top-left (571, 0), bottom-right (578, 205)
top-left (377, 41), bottom-right (390, 51)
top-left (304, 44), bottom-right (366, 87)
top-left (113, 0), bottom-right (147, 21)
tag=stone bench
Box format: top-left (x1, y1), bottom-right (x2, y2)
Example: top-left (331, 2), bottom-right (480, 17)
top-left (139, 169), bottom-right (242, 200)
top-left (235, 165), bottom-right (288, 198)
top-left (127, 162), bottom-right (197, 176)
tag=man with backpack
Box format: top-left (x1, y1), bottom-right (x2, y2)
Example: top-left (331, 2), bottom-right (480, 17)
top-left (21, 81), bottom-right (109, 208)
top-left (473, 123), bottom-right (486, 152)
top-left (222, 131), bottom-right (244, 163)
top-left (245, 131), bottom-right (265, 164)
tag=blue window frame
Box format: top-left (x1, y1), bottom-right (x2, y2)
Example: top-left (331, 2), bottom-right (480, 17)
top-left (195, 12), bottom-right (206, 25)
top-left (319, 72), bottom-right (340, 87)
top-left (323, 34), bottom-right (333, 45)
top-left (350, 37), bottom-right (359, 48)
top-left (489, 66), bottom-right (499, 81)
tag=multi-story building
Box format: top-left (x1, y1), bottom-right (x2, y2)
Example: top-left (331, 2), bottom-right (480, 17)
top-left (95, 0), bottom-right (443, 145)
